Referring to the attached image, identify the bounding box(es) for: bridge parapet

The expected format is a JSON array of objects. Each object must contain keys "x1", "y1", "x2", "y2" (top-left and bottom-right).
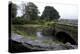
[{"x1": 54, "y1": 23, "x2": 78, "y2": 44}]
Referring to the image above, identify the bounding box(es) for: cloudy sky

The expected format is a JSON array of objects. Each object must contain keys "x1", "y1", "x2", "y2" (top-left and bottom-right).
[{"x1": 11, "y1": 0, "x2": 78, "y2": 19}]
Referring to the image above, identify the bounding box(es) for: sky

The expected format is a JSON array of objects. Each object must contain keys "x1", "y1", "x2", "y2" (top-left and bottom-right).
[{"x1": 11, "y1": 0, "x2": 78, "y2": 19}]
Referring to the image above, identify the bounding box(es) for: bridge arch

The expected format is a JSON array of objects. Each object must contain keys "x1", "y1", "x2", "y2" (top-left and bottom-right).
[{"x1": 55, "y1": 31, "x2": 77, "y2": 45}]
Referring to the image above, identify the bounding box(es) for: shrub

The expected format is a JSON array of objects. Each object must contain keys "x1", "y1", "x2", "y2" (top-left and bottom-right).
[{"x1": 12, "y1": 17, "x2": 27, "y2": 25}]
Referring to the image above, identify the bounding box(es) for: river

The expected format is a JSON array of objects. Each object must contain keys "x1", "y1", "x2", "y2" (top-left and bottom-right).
[{"x1": 11, "y1": 32, "x2": 77, "y2": 51}]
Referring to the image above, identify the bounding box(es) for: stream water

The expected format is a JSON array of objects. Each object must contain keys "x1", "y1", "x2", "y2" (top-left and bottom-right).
[
  {"x1": 36, "y1": 32, "x2": 54, "y2": 40},
  {"x1": 11, "y1": 32, "x2": 77, "y2": 50}
]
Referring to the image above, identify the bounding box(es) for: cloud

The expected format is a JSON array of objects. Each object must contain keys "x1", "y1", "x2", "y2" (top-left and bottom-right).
[{"x1": 12, "y1": 0, "x2": 78, "y2": 19}]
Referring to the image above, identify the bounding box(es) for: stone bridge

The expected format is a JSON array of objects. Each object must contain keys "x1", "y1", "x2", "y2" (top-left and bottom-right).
[{"x1": 53, "y1": 23, "x2": 78, "y2": 45}]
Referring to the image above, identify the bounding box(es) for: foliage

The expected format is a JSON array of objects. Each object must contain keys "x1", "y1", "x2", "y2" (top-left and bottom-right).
[
  {"x1": 41, "y1": 6, "x2": 60, "y2": 20},
  {"x1": 10, "y1": 2, "x2": 60, "y2": 25},
  {"x1": 23, "y1": 2, "x2": 39, "y2": 20},
  {"x1": 12, "y1": 17, "x2": 27, "y2": 24}
]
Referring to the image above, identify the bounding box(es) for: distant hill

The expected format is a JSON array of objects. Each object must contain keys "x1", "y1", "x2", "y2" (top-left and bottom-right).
[{"x1": 58, "y1": 19, "x2": 78, "y2": 26}]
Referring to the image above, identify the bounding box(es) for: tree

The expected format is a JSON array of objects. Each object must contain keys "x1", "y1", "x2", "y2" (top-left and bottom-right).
[
  {"x1": 41, "y1": 6, "x2": 60, "y2": 20},
  {"x1": 23, "y1": 2, "x2": 39, "y2": 20}
]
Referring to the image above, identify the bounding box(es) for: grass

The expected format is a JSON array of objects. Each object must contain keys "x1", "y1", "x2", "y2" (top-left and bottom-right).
[
  {"x1": 42, "y1": 40, "x2": 53, "y2": 44},
  {"x1": 12, "y1": 25, "x2": 37, "y2": 40},
  {"x1": 14, "y1": 30, "x2": 37, "y2": 40},
  {"x1": 11, "y1": 21, "x2": 78, "y2": 44},
  {"x1": 42, "y1": 39, "x2": 63, "y2": 45},
  {"x1": 11, "y1": 23, "x2": 55, "y2": 42}
]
